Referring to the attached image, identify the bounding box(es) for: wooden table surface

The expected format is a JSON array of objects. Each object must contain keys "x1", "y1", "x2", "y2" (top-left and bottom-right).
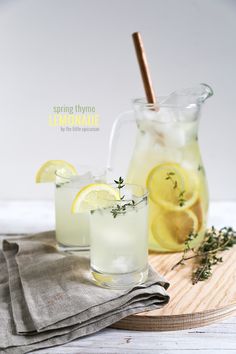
[{"x1": 1, "y1": 200, "x2": 236, "y2": 354}]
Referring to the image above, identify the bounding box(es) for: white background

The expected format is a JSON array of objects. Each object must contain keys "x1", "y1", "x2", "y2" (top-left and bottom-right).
[{"x1": 0, "y1": 0, "x2": 235, "y2": 200}]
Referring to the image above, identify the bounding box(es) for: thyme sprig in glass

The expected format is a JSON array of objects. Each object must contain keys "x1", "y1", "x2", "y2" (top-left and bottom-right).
[
  {"x1": 172, "y1": 226, "x2": 236, "y2": 284},
  {"x1": 111, "y1": 177, "x2": 141, "y2": 218}
]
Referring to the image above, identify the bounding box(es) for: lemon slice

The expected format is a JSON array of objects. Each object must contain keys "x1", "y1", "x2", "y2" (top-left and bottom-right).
[
  {"x1": 190, "y1": 199, "x2": 203, "y2": 232},
  {"x1": 151, "y1": 209, "x2": 198, "y2": 250},
  {"x1": 147, "y1": 162, "x2": 198, "y2": 211},
  {"x1": 72, "y1": 183, "x2": 120, "y2": 213},
  {"x1": 92, "y1": 272, "x2": 113, "y2": 285},
  {"x1": 35, "y1": 160, "x2": 77, "y2": 183}
]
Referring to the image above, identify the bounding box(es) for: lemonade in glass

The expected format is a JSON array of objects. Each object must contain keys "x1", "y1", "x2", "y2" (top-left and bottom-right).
[
  {"x1": 72, "y1": 182, "x2": 149, "y2": 289},
  {"x1": 55, "y1": 171, "x2": 93, "y2": 250},
  {"x1": 36, "y1": 161, "x2": 106, "y2": 251},
  {"x1": 90, "y1": 185, "x2": 148, "y2": 288}
]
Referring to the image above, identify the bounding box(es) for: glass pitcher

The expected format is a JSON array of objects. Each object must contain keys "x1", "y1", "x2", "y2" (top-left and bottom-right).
[{"x1": 108, "y1": 84, "x2": 213, "y2": 252}]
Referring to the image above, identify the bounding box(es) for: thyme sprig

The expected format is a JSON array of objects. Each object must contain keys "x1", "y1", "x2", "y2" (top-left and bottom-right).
[
  {"x1": 111, "y1": 177, "x2": 140, "y2": 218},
  {"x1": 114, "y1": 177, "x2": 125, "y2": 199},
  {"x1": 165, "y1": 172, "x2": 186, "y2": 207},
  {"x1": 172, "y1": 226, "x2": 236, "y2": 284},
  {"x1": 171, "y1": 232, "x2": 198, "y2": 269}
]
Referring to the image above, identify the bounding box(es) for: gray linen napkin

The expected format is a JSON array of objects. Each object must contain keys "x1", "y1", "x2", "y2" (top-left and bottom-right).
[{"x1": 0, "y1": 231, "x2": 169, "y2": 354}]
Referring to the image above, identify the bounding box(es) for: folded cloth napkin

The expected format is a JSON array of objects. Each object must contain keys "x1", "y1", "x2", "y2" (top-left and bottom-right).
[{"x1": 0, "y1": 231, "x2": 169, "y2": 354}]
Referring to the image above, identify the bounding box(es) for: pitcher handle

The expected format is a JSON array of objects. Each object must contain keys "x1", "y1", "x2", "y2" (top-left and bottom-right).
[{"x1": 107, "y1": 110, "x2": 135, "y2": 173}]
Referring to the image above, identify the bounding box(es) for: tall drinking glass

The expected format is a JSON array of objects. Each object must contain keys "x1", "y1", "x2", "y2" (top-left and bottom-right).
[{"x1": 55, "y1": 167, "x2": 106, "y2": 251}]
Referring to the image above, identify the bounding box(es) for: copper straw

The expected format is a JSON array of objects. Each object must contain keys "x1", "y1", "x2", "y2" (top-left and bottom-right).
[{"x1": 132, "y1": 32, "x2": 158, "y2": 109}]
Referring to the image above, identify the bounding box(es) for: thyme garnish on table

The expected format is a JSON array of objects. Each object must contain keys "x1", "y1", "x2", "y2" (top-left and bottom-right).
[
  {"x1": 110, "y1": 177, "x2": 138, "y2": 218},
  {"x1": 165, "y1": 172, "x2": 186, "y2": 207},
  {"x1": 172, "y1": 226, "x2": 236, "y2": 284}
]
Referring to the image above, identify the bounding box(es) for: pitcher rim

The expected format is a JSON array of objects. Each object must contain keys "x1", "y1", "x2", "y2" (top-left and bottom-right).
[
  {"x1": 132, "y1": 97, "x2": 200, "y2": 109},
  {"x1": 133, "y1": 83, "x2": 214, "y2": 110}
]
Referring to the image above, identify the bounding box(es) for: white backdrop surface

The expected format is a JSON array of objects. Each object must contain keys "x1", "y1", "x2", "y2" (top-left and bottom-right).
[{"x1": 0, "y1": 0, "x2": 235, "y2": 200}]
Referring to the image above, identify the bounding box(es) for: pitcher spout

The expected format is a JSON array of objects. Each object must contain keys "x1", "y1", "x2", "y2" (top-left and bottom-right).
[
  {"x1": 198, "y1": 83, "x2": 214, "y2": 102},
  {"x1": 159, "y1": 83, "x2": 214, "y2": 108},
  {"x1": 177, "y1": 83, "x2": 214, "y2": 104}
]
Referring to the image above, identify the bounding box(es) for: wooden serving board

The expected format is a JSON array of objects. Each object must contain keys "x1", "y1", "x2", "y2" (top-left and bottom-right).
[{"x1": 112, "y1": 248, "x2": 236, "y2": 331}]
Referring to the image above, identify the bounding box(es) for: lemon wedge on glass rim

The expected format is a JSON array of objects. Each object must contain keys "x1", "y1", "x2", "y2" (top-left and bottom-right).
[
  {"x1": 147, "y1": 162, "x2": 199, "y2": 211},
  {"x1": 72, "y1": 183, "x2": 120, "y2": 213},
  {"x1": 35, "y1": 160, "x2": 77, "y2": 183}
]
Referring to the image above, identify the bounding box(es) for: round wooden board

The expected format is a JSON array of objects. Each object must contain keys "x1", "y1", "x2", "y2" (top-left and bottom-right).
[{"x1": 112, "y1": 248, "x2": 236, "y2": 331}]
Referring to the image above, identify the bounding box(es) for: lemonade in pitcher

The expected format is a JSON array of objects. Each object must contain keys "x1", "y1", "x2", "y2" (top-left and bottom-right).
[{"x1": 108, "y1": 84, "x2": 213, "y2": 252}]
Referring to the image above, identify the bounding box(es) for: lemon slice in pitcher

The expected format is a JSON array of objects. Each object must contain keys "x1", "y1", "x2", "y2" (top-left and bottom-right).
[
  {"x1": 72, "y1": 183, "x2": 120, "y2": 213},
  {"x1": 35, "y1": 160, "x2": 77, "y2": 183},
  {"x1": 151, "y1": 209, "x2": 198, "y2": 249},
  {"x1": 190, "y1": 198, "x2": 203, "y2": 232},
  {"x1": 147, "y1": 162, "x2": 198, "y2": 211}
]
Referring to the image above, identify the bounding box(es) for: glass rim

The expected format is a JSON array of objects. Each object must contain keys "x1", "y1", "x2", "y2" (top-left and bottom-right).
[
  {"x1": 55, "y1": 165, "x2": 107, "y2": 181},
  {"x1": 96, "y1": 183, "x2": 148, "y2": 203},
  {"x1": 55, "y1": 170, "x2": 75, "y2": 180},
  {"x1": 132, "y1": 97, "x2": 200, "y2": 110}
]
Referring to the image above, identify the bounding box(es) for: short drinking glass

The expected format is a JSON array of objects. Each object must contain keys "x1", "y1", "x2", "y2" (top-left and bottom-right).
[{"x1": 90, "y1": 184, "x2": 149, "y2": 289}]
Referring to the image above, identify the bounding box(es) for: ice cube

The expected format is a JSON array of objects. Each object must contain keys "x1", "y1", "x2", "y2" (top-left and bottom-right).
[
  {"x1": 69, "y1": 172, "x2": 93, "y2": 187},
  {"x1": 111, "y1": 256, "x2": 134, "y2": 273}
]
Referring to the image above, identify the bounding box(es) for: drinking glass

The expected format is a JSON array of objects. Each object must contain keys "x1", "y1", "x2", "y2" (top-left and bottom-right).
[
  {"x1": 90, "y1": 184, "x2": 148, "y2": 289},
  {"x1": 55, "y1": 166, "x2": 106, "y2": 251}
]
